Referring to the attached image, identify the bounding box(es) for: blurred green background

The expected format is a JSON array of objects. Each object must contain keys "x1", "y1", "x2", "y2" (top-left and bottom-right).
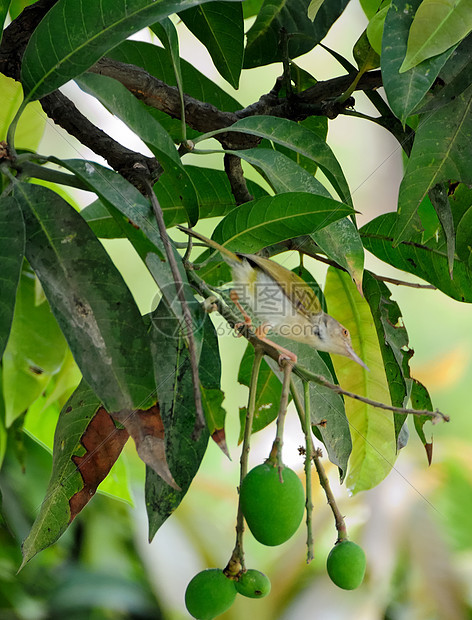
[{"x1": 1, "y1": 1, "x2": 472, "y2": 619}]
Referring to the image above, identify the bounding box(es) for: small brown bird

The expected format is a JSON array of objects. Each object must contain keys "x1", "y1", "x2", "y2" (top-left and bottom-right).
[{"x1": 179, "y1": 226, "x2": 367, "y2": 369}]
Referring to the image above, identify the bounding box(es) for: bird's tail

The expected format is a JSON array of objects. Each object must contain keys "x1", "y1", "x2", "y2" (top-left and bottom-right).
[{"x1": 177, "y1": 225, "x2": 241, "y2": 265}]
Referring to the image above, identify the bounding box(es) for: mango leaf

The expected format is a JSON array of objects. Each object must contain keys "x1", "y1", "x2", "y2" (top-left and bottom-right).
[
  {"x1": 231, "y1": 147, "x2": 332, "y2": 198},
  {"x1": 212, "y1": 192, "x2": 354, "y2": 253},
  {"x1": 150, "y1": 19, "x2": 185, "y2": 141},
  {"x1": 179, "y1": 1, "x2": 244, "y2": 88},
  {"x1": 20, "y1": 0, "x2": 237, "y2": 102},
  {"x1": 243, "y1": 0, "x2": 349, "y2": 68},
  {"x1": 198, "y1": 317, "x2": 228, "y2": 452},
  {"x1": 400, "y1": 0, "x2": 472, "y2": 73},
  {"x1": 394, "y1": 83, "x2": 472, "y2": 245},
  {"x1": 13, "y1": 183, "x2": 178, "y2": 483},
  {"x1": 231, "y1": 147, "x2": 364, "y2": 290},
  {"x1": 325, "y1": 267, "x2": 396, "y2": 493},
  {"x1": 0, "y1": 1, "x2": 10, "y2": 42},
  {"x1": 76, "y1": 73, "x2": 199, "y2": 226},
  {"x1": 267, "y1": 335, "x2": 352, "y2": 481},
  {"x1": 361, "y1": 212, "x2": 472, "y2": 301},
  {"x1": 456, "y1": 205, "x2": 472, "y2": 269},
  {"x1": 308, "y1": 0, "x2": 325, "y2": 21},
  {"x1": 238, "y1": 345, "x2": 284, "y2": 441},
  {"x1": 107, "y1": 40, "x2": 241, "y2": 141},
  {"x1": 353, "y1": 30, "x2": 380, "y2": 71},
  {"x1": 196, "y1": 116, "x2": 352, "y2": 205},
  {"x1": 3, "y1": 267, "x2": 68, "y2": 427},
  {"x1": 80, "y1": 167, "x2": 267, "y2": 237},
  {"x1": 414, "y1": 34, "x2": 472, "y2": 115},
  {"x1": 410, "y1": 378, "x2": 434, "y2": 464},
  {"x1": 381, "y1": 0, "x2": 456, "y2": 124},
  {"x1": 146, "y1": 300, "x2": 210, "y2": 541},
  {"x1": 362, "y1": 271, "x2": 414, "y2": 442},
  {"x1": 76, "y1": 73, "x2": 180, "y2": 163},
  {"x1": 360, "y1": 0, "x2": 383, "y2": 19},
  {"x1": 14, "y1": 182, "x2": 155, "y2": 412},
  {"x1": 429, "y1": 184, "x2": 455, "y2": 276},
  {"x1": 20, "y1": 381, "x2": 129, "y2": 567},
  {"x1": 0, "y1": 368, "x2": 5, "y2": 468},
  {"x1": 366, "y1": 5, "x2": 389, "y2": 55},
  {"x1": 0, "y1": 197, "x2": 24, "y2": 360},
  {"x1": 0, "y1": 73, "x2": 45, "y2": 150}
]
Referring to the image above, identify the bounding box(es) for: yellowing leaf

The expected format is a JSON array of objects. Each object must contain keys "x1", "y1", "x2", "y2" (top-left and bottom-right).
[
  {"x1": 325, "y1": 267, "x2": 396, "y2": 494},
  {"x1": 400, "y1": 0, "x2": 472, "y2": 72},
  {"x1": 0, "y1": 74, "x2": 45, "y2": 150}
]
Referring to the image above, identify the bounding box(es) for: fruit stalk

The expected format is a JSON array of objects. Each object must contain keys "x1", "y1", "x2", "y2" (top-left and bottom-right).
[
  {"x1": 227, "y1": 347, "x2": 264, "y2": 575},
  {"x1": 268, "y1": 360, "x2": 293, "y2": 476},
  {"x1": 303, "y1": 380, "x2": 314, "y2": 562},
  {"x1": 290, "y1": 381, "x2": 348, "y2": 542}
]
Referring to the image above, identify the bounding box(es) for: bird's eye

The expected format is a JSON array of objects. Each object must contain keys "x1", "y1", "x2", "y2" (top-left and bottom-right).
[{"x1": 342, "y1": 328, "x2": 349, "y2": 338}]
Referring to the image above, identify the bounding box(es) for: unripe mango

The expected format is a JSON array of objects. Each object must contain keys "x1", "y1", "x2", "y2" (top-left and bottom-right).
[
  {"x1": 185, "y1": 568, "x2": 236, "y2": 619},
  {"x1": 235, "y1": 569, "x2": 271, "y2": 598},
  {"x1": 326, "y1": 540, "x2": 366, "y2": 590},
  {"x1": 240, "y1": 462, "x2": 305, "y2": 546}
]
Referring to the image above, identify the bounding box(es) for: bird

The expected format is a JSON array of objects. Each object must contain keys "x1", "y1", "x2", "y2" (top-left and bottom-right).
[{"x1": 178, "y1": 226, "x2": 368, "y2": 370}]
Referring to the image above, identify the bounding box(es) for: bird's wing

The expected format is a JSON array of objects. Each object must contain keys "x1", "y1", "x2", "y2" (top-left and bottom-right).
[{"x1": 243, "y1": 254, "x2": 323, "y2": 318}]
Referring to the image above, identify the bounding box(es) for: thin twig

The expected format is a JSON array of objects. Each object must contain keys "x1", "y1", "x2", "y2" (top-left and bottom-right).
[
  {"x1": 370, "y1": 272, "x2": 436, "y2": 290},
  {"x1": 290, "y1": 380, "x2": 347, "y2": 543},
  {"x1": 297, "y1": 368, "x2": 450, "y2": 423},
  {"x1": 268, "y1": 361, "x2": 293, "y2": 475},
  {"x1": 226, "y1": 348, "x2": 264, "y2": 577},
  {"x1": 303, "y1": 381, "x2": 314, "y2": 562},
  {"x1": 144, "y1": 179, "x2": 205, "y2": 437}
]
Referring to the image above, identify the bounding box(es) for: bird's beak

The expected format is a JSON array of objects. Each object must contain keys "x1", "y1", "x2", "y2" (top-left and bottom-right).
[{"x1": 345, "y1": 344, "x2": 370, "y2": 371}]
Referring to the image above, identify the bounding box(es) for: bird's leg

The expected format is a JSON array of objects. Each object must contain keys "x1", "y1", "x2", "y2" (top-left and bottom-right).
[
  {"x1": 230, "y1": 289, "x2": 253, "y2": 335},
  {"x1": 255, "y1": 323, "x2": 298, "y2": 365}
]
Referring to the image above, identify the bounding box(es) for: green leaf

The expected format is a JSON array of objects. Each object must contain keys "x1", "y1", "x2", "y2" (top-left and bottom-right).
[
  {"x1": 80, "y1": 166, "x2": 266, "y2": 236},
  {"x1": 2, "y1": 267, "x2": 68, "y2": 427},
  {"x1": 394, "y1": 83, "x2": 472, "y2": 244},
  {"x1": 0, "y1": 197, "x2": 24, "y2": 360},
  {"x1": 243, "y1": 0, "x2": 349, "y2": 68},
  {"x1": 198, "y1": 317, "x2": 227, "y2": 439},
  {"x1": 212, "y1": 192, "x2": 354, "y2": 253},
  {"x1": 410, "y1": 378, "x2": 434, "y2": 463},
  {"x1": 400, "y1": 0, "x2": 472, "y2": 72},
  {"x1": 362, "y1": 271, "x2": 414, "y2": 442},
  {"x1": 324, "y1": 267, "x2": 396, "y2": 493},
  {"x1": 456, "y1": 205, "x2": 472, "y2": 270},
  {"x1": 179, "y1": 2, "x2": 244, "y2": 88},
  {"x1": 76, "y1": 73, "x2": 180, "y2": 163},
  {"x1": 381, "y1": 0, "x2": 456, "y2": 124},
  {"x1": 107, "y1": 40, "x2": 241, "y2": 141},
  {"x1": 366, "y1": 5, "x2": 389, "y2": 55},
  {"x1": 21, "y1": 381, "x2": 130, "y2": 567},
  {"x1": 150, "y1": 19, "x2": 185, "y2": 139},
  {"x1": 0, "y1": 1, "x2": 10, "y2": 42},
  {"x1": 269, "y1": 335, "x2": 352, "y2": 480},
  {"x1": 361, "y1": 212, "x2": 472, "y2": 302},
  {"x1": 360, "y1": 0, "x2": 382, "y2": 19},
  {"x1": 429, "y1": 184, "x2": 455, "y2": 276},
  {"x1": 231, "y1": 147, "x2": 332, "y2": 198},
  {"x1": 238, "y1": 345, "x2": 284, "y2": 440},
  {"x1": 414, "y1": 35, "x2": 472, "y2": 115},
  {"x1": 197, "y1": 116, "x2": 352, "y2": 205},
  {"x1": 231, "y1": 147, "x2": 364, "y2": 290},
  {"x1": 0, "y1": 73, "x2": 45, "y2": 150},
  {"x1": 20, "y1": 0, "x2": 237, "y2": 102},
  {"x1": 14, "y1": 182, "x2": 156, "y2": 412},
  {"x1": 353, "y1": 30, "x2": 380, "y2": 71},
  {"x1": 80, "y1": 200, "x2": 125, "y2": 239},
  {"x1": 146, "y1": 300, "x2": 210, "y2": 541},
  {"x1": 307, "y1": 0, "x2": 324, "y2": 21}
]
